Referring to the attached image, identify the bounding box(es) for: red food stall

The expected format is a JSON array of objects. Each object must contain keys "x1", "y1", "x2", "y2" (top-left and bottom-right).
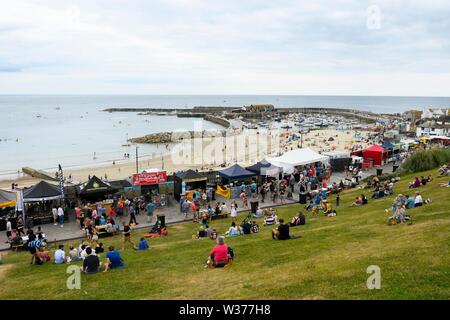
[{"x1": 363, "y1": 145, "x2": 387, "y2": 166}]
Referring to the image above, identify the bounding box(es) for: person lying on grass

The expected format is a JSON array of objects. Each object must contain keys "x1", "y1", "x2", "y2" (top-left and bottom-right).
[
  {"x1": 438, "y1": 181, "x2": 450, "y2": 187},
  {"x1": 205, "y1": 236, "x2": 234, "y2": 269},
  {"x1": 272, "y1": 219, "x2": 301, "y2": 240}
]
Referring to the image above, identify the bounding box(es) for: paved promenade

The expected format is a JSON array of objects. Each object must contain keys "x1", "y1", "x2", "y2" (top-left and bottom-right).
[{"x1": 0, "y1": 163, "x2": 396, "y2": 251}]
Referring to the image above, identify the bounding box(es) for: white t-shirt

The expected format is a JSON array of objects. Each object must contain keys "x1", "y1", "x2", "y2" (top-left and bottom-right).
[
  {"x1": 54, "y1": 249, "x2": 65, "y2": 264},
  {"x1": 57, "y1": 207, "x2": 64, "y2": 216},
  {"x1": 6, "y1": 221, "x2": 12, "y2": 232},
  {"x1": 415, "y1": 195, "x2": 423, "y2": 204},
  {"x1": 230, "y1": 208, "x2": 237, "y2": 217}
]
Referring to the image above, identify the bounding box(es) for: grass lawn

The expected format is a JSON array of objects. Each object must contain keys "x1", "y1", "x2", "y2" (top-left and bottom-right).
[{"x1": 0, "y1": 169, "x2": 449, "y2": 300}]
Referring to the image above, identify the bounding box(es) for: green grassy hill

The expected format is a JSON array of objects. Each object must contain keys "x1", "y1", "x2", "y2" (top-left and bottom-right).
[{"x1": 0, "y1": 169, "x2": 449, "y2": 300}]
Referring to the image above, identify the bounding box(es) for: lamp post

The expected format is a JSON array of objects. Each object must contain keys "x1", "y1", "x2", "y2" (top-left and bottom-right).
[{"x1": 135, "y1": 146, "x2": 139, "y2": 174}]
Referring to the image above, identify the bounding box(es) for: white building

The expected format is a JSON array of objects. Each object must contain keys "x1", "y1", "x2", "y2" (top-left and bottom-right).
[{"x1": 415, "y1": 117, "x2": 450, "y2": 137}]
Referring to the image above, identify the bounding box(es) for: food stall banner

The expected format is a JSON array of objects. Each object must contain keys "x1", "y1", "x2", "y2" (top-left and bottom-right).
[{"x1": 132, "y1": 171, "x2": 167, "y2": 186}]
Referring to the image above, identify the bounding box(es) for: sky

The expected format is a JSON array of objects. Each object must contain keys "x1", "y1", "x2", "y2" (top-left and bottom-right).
[{"x1": 0, "y1": 0, "x2": 450, "y2": 96}]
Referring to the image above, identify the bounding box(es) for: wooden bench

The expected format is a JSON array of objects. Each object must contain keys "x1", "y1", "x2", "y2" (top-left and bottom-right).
[{"x1": 211, "y1": 213, "x2": 228, "y2": 220}]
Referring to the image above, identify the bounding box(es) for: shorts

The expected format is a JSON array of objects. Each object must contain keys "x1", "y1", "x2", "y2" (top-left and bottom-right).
[
  {"x1": 92, "y1": 235, "x2": 99, "y2": 241},
  {"x1": 29, "y1": 247, "x2": 37, "y2": 254},
  {"x1": 6, "y1": 231, "x2": 11, "y2": 238}
]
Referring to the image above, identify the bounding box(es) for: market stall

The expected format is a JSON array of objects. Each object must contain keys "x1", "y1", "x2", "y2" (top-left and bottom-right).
[
  {"x1": 218, "y1": 164, "x2": 257, "y2": 199},
  {"x1": 322, "y1": 151, "x2": 352, "y2": 172},
  {"x1": 131, "y1": 170, "x2": 168, "y2": 206},
  {"x1": 174, "y1": 169, "x2": 207, "y2": 202},
  {"x1": 0, "y1": 189, "x2": 17, "y2": 231},
  {"x1": 23, "y1": 181, "x2": 64, "y2": 225},
  {"x1": 363, "y1": 145, "x2": 387, "y2": 166},
  {"x1": 77, "y1": 175, "x2": 118, "y2": 202},
  {"x1": 266, "y1": 148, "x2": 329, "y2": 174}
]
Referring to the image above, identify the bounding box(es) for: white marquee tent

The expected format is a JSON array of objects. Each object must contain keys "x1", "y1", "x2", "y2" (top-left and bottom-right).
[{"x1": 266, "y1": 148, "x2": 329, "y2": 174}]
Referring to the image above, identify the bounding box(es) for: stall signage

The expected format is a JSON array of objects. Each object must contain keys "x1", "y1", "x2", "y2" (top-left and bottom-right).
[{"x1": 132, "y1": 171, "x2": 167, "y2": 186}]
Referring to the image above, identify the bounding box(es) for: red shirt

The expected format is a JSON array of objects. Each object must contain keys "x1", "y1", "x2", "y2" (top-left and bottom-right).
[{"x1": 210, "y1": 244, "x2": 229, "y2": 263}]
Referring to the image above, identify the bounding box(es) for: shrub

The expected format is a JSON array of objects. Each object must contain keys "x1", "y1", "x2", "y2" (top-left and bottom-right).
[{"x1": 401, "y1": 147, "x2": 450, "y2": 173}]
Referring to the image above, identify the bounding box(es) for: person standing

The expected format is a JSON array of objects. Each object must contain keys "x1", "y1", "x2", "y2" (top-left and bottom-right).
[
  {"x1": 128, "y1": 205, "x2": 137, "y2": 226},
  {"x1": 57, "y1": 206, "x2": 64, "y2": 228},
  {"x1": 52, "y1": 207, "x2": 58, "y2": 225},
  {"x1": 146, "y1": 200, "x2": 155, "y2": 224},
  {"x1": 5, "y1": 218, "x2": 12, "y2": 241},
  {"x1": 16, "y1": 215, "x2": 25, "y2": 236},
  {"x1": 121, "y1": 222, "x2": 134, "y2": 251}
]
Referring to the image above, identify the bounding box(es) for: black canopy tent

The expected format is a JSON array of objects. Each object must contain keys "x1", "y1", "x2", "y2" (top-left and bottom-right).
[
  {"x1": 22, "y1": 181, "x2": 64, "y2": 225},
  {"x1": 218, "y1": 164, "x2": 257, "y2": 183},
  {"x1": 23, "y1": 181, "x2": 63, "y2": 202},
  {"x1": 77, "y1": 175, "x2": 118, "y2": 201},
  {"x1": 173, "y1": 169, "x2": 207, "y2": 201}
]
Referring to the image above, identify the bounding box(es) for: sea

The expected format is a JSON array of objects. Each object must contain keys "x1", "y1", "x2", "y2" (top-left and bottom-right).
[{"x1": 1, "y1": 94, "x2": 450, "y2": 179}]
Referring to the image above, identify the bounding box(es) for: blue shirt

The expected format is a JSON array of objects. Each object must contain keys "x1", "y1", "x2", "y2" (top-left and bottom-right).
[
  {"x1": 106, "y1": 251, "x2": 124, "y2": 268},
  {"x1": 146, "y1": 202, "x2": 155, "y2": 214},
  {"x1": 138, "y1": 239, "x2": 149, "y2": 250},
  {"x1": 406, "y1": 197, "x2": 415, "y2": 209}
]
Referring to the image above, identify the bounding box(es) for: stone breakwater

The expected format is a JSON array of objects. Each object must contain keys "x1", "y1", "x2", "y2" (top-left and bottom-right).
[{"x1": 128, "y1": 129, "x2": 227, "y2": 144}]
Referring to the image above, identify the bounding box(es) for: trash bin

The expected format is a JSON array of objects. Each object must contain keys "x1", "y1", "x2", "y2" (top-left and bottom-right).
[
  {"x1": 157, "y1": 215, "x2": 166, "y2": 228},
  {"x1": 392, "y1": 165, "x2": 399, "y2": 173},
  {"x1": 376, "y1": 168, "x2": 383, "y2": 176},
  {"x1": 250, "y1": 201, "x2": 259, "y2": 214},
  {"x1": 299, "y1": 192, "x2": 307, "y2": 204}
]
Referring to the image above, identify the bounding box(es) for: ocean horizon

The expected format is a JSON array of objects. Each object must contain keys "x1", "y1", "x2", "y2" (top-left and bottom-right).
[{"x1": 1, "y1": 94, "x2": 450, "y2": 177}]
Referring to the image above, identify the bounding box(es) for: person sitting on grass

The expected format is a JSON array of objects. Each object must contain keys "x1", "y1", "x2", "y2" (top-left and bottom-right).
[
  {"x1": 210, "y1": 228, "x2": 218, "y2": 240},
  {"x1": 241, "y1": 220, "x2": 252, "y2": 235},
  {"x1": 137, "y1": 237, "x2": 149, "y2": 250},
  {"x1": 323, "y1": 200, "x2": 333, "y2": 214},
  {"x1": 103, "y1": 246, "x2": 124, "y2": 272},
  {"x1": 272, "y1": 219, "x2": 301, "y2": 240},
  {"x1": 263, "y1": 210, "x2": 278, "y2": 226},
  {"x1": 290, "y1": 212, "x2": 306, "y2": 226},
  {"x1": 350, "y1": 196, "x2": 363, "y2": 207},
  {"x1": 35, "y1": 247, "x2": 51, "y2": 265},
  {"x1": 225, "y1": 222, "x2": 241, "y2": 237},
  {"x1": 205, "y1": 236, "x2": 234, "y2": 269},
  {"x1": 409, "y1": 177, "x2": 422, "y2": 189},
  {"x1": 195, "y1": 226, "x2": 208, "y2": 239},
  {"x1": 252, "y1": 207, "x2": 263, "y2": 218},
  {"x1": 95, "y1": 243, "x2": 105, "y2": 254},
  {"x1": 404, "y1": 194, "x2": 414, "y2": 209},
  {"x1": 388, "y1": 203, "x2": 407, "y2": 224},
  {"x1": 54, "y1": 245, "x2": 65, "y2": 264},
  {"x1": 414, "y1": 191, "x2": 423, "y2": 207},
  {"x1": 81, "y1": 247, "x2": 101, "y2": 274},
  {"x1": 251, "y1": 221, "x2": 260, "y2": 233},
  {"x1": 68, "y1": 246, "x2": 81, "y2": 263}
]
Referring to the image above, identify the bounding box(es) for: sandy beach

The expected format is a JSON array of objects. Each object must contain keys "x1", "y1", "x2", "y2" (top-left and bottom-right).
[{"x1": 0, "y1": 128, "x2": 371, "y2": 190}]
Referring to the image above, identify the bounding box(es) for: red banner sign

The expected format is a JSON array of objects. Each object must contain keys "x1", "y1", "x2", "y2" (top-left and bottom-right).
[{"x1": 132, "y1": 171, "x2": 167, "y2": 186}]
